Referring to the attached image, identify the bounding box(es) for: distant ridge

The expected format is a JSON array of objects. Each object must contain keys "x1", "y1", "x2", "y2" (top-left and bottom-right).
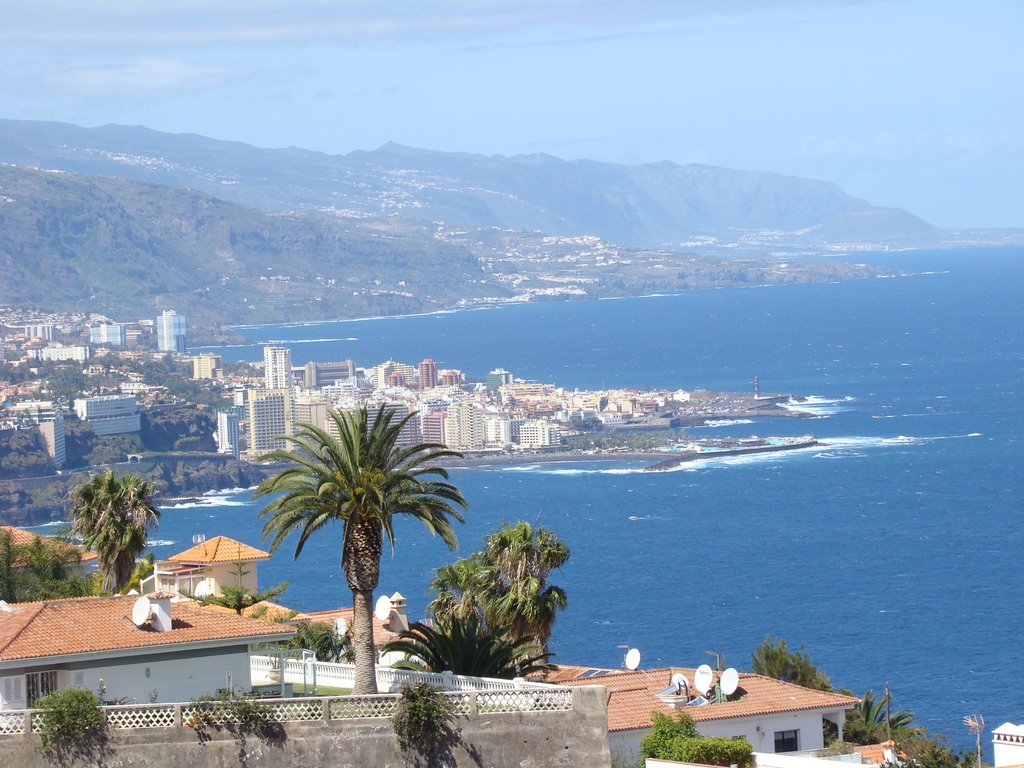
[{"x1": 0, "y1": 118, "x2": 944, "y2": 248}]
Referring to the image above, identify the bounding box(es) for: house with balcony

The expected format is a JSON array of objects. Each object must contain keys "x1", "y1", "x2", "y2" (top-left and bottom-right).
[{"x1": 142, "y1": 535, "x2": 270, "y2": 599}]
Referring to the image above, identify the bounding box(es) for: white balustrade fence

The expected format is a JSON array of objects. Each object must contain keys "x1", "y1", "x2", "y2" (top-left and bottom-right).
[
  {"x1": 250, "y1": 654, "x2": 558, "y2": 694},
  {"x1": 0, "y1": 688, "x2": 574, "y2": 736}
]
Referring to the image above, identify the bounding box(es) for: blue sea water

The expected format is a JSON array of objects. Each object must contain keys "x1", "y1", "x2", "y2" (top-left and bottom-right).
[{"x1": 172, "y1": 247, "x2": 1024, "y2": 749}]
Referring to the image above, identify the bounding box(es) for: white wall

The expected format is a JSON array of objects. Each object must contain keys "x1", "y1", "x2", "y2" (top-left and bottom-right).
[
  {"x1": 994, "y1": 723, "x2": 1024, "y2": 767},
  {"x1": 610, "y1": 710, "x2": 832, "y2": 765},
  {"x1": 1, "y1": 645, "x2": 254, "y2": 709}
]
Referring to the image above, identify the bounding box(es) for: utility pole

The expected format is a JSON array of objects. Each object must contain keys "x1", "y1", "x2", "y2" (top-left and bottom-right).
[{"x1": 885, "y1": 682, "x2": 892, "y2": 741}]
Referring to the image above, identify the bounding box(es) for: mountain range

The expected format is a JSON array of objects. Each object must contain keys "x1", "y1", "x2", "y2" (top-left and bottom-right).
[{"x1": 0, "y1": 118, "x2": 1017, "y2": 335}]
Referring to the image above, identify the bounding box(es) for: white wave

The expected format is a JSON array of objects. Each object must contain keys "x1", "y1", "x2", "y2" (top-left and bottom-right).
[
  {"x1": 161, "y1": 498, "x2": 250, "y2": 509},
  {"x1": 146, "y1": 539, "x2": 176, "y2": 547},
  {"x1": 692, "y1": 419, "x2": 756, "y2": 428},
  {"x1": 261, "y1": 337, "x2": 355, "y2": 345},
  {"x1": 779, "y1": 395, "x2": 854, "y2": 417}
]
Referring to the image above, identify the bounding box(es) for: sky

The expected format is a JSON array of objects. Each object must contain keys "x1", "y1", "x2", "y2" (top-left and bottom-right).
[{"x1": 1, "y1": 1, "x2": 1021, "y2": 228}]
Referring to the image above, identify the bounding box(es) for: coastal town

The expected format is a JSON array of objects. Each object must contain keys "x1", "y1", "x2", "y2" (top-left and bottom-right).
[{"x1": 0, "y1": 305, "x2": 812, "y2": 515}]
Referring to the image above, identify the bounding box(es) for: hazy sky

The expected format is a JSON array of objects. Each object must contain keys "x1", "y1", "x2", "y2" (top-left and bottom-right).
[{"x1": 2, "y1": 1, "x2": 1021, "y2": 228}]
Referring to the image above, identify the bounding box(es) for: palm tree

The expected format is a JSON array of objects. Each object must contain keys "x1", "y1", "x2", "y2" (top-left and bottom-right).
[
  {"x1": 844, "y1": 689, "x2": 916, "y2": 744},
  {"x1": 481, "y1": 521, "x2": 569, "y2": 654},
  {"x1": 290, "y1": 621, "x2": 354, "y2": 663},
  {"x1": 383, "y1": 616, "x2": 553, "y2": 678},
  {"x1": 257, "y1": 405, "x2": 467, "y2": 694},
  {"x1": 70, "y1": 471, "x2": 159, "y2": 594},
  {"x1": 427, "y1": 554, "x2": 495, "y2": 625}
]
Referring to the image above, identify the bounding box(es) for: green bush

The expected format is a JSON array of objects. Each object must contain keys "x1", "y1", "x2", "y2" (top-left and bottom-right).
[
  {"x1": 392, "y1": 683, "x2": 458, "y2": 754},
  {"x1": 640, "y1": 711, "x2": 752, "y2": 768},
  {"x1": 36, "y1": 687, "x2": 109, "y2": 762}
]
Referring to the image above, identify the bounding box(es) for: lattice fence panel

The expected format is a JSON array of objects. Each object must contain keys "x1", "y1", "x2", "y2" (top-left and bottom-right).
[
  {"x1": 105, "y1": 705, "x2": 177, "y2": 729},
  {"x1": 443, "y1": 693, "x2": 472, "y2": 715},
  {"x1": 0, "y1": 712, "x2": 27, "y2": 735},
  {"x1": 31, "y1": 711, "x2": 45, "y2": 733},
  {"x1": 477, "y1": 689, "x2": 573, "y2": 713},
  {"x1": 265, "y1": 700, "x2": 323, "y2": 722},
  {"x1": 329, "y1": 695, "x2": 397, "y2": 719}
]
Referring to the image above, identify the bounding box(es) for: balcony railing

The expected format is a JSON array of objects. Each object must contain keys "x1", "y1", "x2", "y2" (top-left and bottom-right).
[{"x1": 250, "y1": 654, "x2": 558, "y2": 693}]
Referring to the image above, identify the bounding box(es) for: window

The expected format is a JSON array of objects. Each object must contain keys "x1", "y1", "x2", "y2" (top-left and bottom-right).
[
  {"x1": 26, "y1": 670, "x2": 58, "y2": 707},
  {"x1": 774, "y1": 729, "x2": 799, "y2": 753}
]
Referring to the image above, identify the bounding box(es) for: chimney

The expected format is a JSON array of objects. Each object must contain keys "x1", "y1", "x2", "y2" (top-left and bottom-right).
[
  {"x1": 388, "y1": 592, "x2": 408, "y2": 633},
  {"x1": 147, "y1": 591, "x2": 175, "y2": 632}
]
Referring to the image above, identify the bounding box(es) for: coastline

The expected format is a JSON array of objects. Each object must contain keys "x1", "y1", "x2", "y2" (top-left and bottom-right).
[{"x1": 443, "y1": 450, "x2": 668, "y2": 469}]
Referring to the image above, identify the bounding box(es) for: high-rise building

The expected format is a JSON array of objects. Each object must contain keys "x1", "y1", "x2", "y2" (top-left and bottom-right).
[
  {"x1": 89, "y1": 323, "x2": 125, "y2": 346},
  {"x1": 8, "y1": 401, "x2": 65, "y2": 467},
  {"x1": 302, "y1": 360, "x2": 355, "y2": 388},
  {"x1": 486, "y1": 368, "x2": 514, "y2": 392},
  {"x1": 438, "y1": 369, "x2": 464, "y2": 387},
  {"x1": 420, "y1": 410, "x2": 447, "y2": 445},
  {"x1": 192, "y1": 352, "x2": 224, "y2": 380},
  {"x1": 73, "y1": 394, "x2": 140, "y2": 436},
  {"x1": 444, "y1": 402, "x2": 486, "y2": 451},
  {"x1": 247, "y1": 388, "x2": 294, "y2": 454},
  {"x1": 215, "y1": 411, "x2": 240, "y2": 459},
  {"x1": 418, "y1": 359, "x2": 438, "y2": 390},
  {"x1": 519, "y1": 420, "x2": 562, "y2": 449},
  {"x1": 366, "y1": 401, "x2": 420, "y2": 448},
  {"x1": 22, "y1": 324, "x2": 54, "y2": 341},
  {"x1": 296, "y1": 396, "x2": 330, "y2": 431},
  {"x1": 263, "y1": 346, "x2": 292, "y2": 390},
  {"x1": 156, "y1": 310, "x2": 187, "y2": 353}
]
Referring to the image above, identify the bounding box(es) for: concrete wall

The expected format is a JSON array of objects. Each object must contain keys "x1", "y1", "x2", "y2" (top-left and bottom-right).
[{"x1": 0, "y1": 686, "x2": 611, "y2": 768}]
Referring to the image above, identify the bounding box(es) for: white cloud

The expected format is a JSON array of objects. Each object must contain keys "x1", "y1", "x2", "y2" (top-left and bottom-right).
[{"x1": 49, "y1": 58, "x2": 226, "y2": 95}]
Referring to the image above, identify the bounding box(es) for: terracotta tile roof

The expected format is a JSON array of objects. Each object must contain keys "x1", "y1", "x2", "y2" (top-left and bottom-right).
[
  {"x1": 198, "y1": 600, "x2": 298, "y2": 623},
  {"x1": 0, "y1": 525, "x2": 98, "y2": 566},
  {"x1": 549, "y1": 666, "x2": 858, "y2": 733},
  {"x1": 854, "y1": 741, "x2": 897, "y2": 764},
  {"x1": 293, "y1": 607, "x2": 402, "y2": 646},
  {"x1": 167, "y1": 536, "x2": 270, "y2": 564},
  {"x1": 0, "y1": 595, "x2": 293, "y2": 662}
]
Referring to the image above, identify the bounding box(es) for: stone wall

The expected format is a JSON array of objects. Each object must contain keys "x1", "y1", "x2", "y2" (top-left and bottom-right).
[{"x1": 0, "y1": 686, "x2": 611, "y2": 768}]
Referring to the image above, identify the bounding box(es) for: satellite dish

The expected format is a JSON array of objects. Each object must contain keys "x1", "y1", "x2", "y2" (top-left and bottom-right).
[
  {"x1": 334, "y1": 617, "x2": 349, "y2": 636},
  {"x1": 374, "y1": 595, "x2": 392, "y2": 622},
  {"x1": 194, "y1": 581, "x2": 214, "y2": 598},
  {"x1": 671, "y1": 672, "x2": 688, "y2": 688},
  {"x1": 131, "y1": 596, "x2": 152, "y2": 627},
  {"x1": 721, "y1": 667, "x2": 739, "y2": 696},
  {"x1": 694, "y1": 664, "x2": 714, "y2": 695},
  {"x1": 625, "y1": 648, "x2": 641, "y2": 670}
]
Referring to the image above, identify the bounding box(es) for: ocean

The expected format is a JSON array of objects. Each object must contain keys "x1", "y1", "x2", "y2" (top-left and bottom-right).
[{"x1": 170, "y1": 246, "x2": 1024, "y2": 750}]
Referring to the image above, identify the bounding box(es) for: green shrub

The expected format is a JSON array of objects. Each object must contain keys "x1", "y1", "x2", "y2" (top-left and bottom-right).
[
  {"x1": 36, "y1": 687, "x2": 109, "y2": 763},
  {"x1": 392, "y1": 683, "x2": 459, "y2": 755},
  {"x1": 640, "y1": 711, "x2": 752, "y2": 768}
]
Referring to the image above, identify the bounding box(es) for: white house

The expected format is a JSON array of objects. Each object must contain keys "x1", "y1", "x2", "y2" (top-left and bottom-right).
[
  {"x1": 548, "y1": 665, "x2": 858, "y2": 765},
  {"x1": 141, "y1": 535, "x2": 271, "y2": 600},
  {"x1": 0, "y1": 594, "x2": 293, "y2": 709},
  {"x1": 993, "y1": 722, "x2": 1024, "y2": 767}
]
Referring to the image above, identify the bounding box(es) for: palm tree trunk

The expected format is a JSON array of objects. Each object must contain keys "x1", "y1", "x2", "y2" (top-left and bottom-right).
[{"x1": 352, "y1": 588, "x2": 378, "y2": 694}]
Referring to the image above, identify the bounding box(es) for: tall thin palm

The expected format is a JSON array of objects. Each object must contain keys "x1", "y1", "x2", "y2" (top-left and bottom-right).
[
  {"x1": 70, "y1": 471, "x2": 159, "y2": 594},
  {"x1": 481, "y1": 521, "x2": 569, "y2": 653},
  {"x1": 257, "y1": 405, "x2": 467, "y2": 694}
]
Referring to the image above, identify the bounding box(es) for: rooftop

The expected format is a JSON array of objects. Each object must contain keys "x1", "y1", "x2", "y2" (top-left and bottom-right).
[
  {"x1": 0, "y1": 595, "x2": 293, "y2": 662},
  {"x1": 0, "y1": 525, "x2": 98, "y2": 567},
  {"x1": 166, "y1": 536, "x2": 270, "y2": 564},
  {"x1": 545, "y1": 665, "x2": 858, "y2": 733},
  {"x1": 293, "y1": 607, "x2": 402, "y2": 647}
]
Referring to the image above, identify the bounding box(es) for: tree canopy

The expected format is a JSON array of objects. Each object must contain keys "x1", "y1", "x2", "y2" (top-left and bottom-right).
[{"x1": 751, "y1": 635, "x2": 832, "y2": 691}]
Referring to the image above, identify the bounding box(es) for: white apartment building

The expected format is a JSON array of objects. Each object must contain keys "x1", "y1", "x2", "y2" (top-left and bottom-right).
[
  {"x1": 485, "y1": 415, "x2": 513, "y2": 448},
  {"x1": 263, "y1": 346, "x2": 293, "y2": 390},
  {"x1": 246, "y1": 388, "x2": 294, "y2": 454},
  {"x1": 38, "y1": 345, "x2": 90, "y2": 363},
  {"x1": 215, "y1": 411, "x2": 240, "y2": 459},
  {"x1": 444, "y1": 401, "x2": 486, "y2": 451},
  {"x1": 519, "y1": 420, "x2": 562, "y2": 449},
  {"x1": 156, "y1": 310, "x2": 187, "y2": 353},
  {"x1": 191, "y1": 352, "x2": 223, "y2": 380},
  {"x1": 89, "y1": 323, "x2": 125, "y2": 346},
  {"x1": 73, "y1": 395, "x2": 140, "y2": 436}
]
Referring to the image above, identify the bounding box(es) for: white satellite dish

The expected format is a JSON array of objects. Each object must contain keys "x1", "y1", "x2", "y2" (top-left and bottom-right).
[
  {"x1": 334, "y1": 617, "x2": 349, "y2": 637},
  {"x1": 721, "y1": 667, "x2": 739, "y2": 696},
  {"x1": 131, "y1": 596, "x2": 152, "y2": 627},
  {"x1": 694, "y1": 664, "x2": 714, "y2": 695},
  {"x1": 625, "y1": 648, "x2": 641, "y2": 670},
  {"x1": 194, "y1": 581, "x2": 214, "y2": 599},
  {"x1": 374, "y1": 595, "x2": 392, "y2": 622},
  {"x1": 670, "y1": 672, "x2": 688, "y2": 688}
]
